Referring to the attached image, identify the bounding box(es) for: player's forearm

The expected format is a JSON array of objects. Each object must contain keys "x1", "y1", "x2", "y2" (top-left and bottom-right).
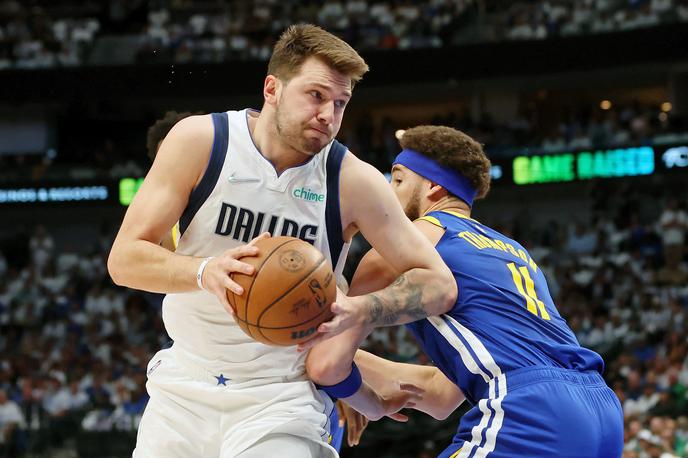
[
  {"x1": 354, "y1": 267, "x2": 455, "y2": 327},
  {"x1": 108, "y1": 239, "x2": 202, "y2": 293},
  {"x1": 340, "y1": 381, "x2": 388, "y2": 421},
  {"x1": 420, "y1": 369, "x2": 466, "y2": 420},
  {"x1": 355, "y1": 350, "x2": 464, "y2": 420},
  {"x1": 307, "y1": 326, "x2": 370, "y2": 385},
  {"x1": 355, "y1": 349, "x2": 423, "y2": 393}
]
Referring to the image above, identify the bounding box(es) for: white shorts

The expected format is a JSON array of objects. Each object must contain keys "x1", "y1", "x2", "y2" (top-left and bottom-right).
[{"x1": 133, "y1": 346, "x2": 339, "y2": 458}]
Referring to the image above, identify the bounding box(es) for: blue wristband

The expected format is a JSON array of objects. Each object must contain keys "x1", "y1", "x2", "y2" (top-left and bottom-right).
[{"x1": 316, "y1": 363, "x2": 362, "y2": 400}]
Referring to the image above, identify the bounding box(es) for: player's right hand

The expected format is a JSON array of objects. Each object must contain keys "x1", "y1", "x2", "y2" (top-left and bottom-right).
[
  {"x1": 202, "y1": 232, "x2": 271, "y2": 315},
  {"x1": 297, "y1": 289, "x2": 369, "y2": 352}
]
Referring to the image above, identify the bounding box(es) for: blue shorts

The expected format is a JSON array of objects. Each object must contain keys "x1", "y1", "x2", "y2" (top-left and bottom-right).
[
  {"x1": 438, "y1": 367, "x2": 623, "y2": 458},
  {"x1": 317, "y1": 390, "x2": 344, "y2": 453},
  {"x1": 328, "y1": 405, "x2": 344, "y2": 452}
]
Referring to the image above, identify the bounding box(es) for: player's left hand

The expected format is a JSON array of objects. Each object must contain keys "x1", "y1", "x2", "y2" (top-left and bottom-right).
[
  {"x1": 297, "y1": 289, "x2": 368, "y2": 351},
  {"x1": 337, "y1": 400, "x2": 368, "y2": 447},
  {"x1": 371, "y1": 382, "x2": 424, "y2": 422}
]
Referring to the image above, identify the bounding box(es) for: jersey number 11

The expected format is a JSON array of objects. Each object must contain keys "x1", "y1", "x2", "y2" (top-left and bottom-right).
[{"x1": 506, "y1": 262, "x2": 551, "y2": 320}]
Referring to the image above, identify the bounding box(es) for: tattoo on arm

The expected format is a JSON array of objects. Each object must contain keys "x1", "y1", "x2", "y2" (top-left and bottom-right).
[{"x1": 366, "y1": 273, "x2": 428, "y2": 326}]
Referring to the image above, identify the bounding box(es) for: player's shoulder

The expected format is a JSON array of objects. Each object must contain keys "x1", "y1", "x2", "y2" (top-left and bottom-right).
[
  {"x1": 155, "y1": 114, "x2": 215, "y2": 167},
  {"x1": 167, "y1": 113, "x2": 214, "y2": 143},
  {"x1": 157, "y1": 114, "x2": 214, "y2": 156},
  {"x1": 339, "y1": 148, "x2": 386, "y2": 185}
]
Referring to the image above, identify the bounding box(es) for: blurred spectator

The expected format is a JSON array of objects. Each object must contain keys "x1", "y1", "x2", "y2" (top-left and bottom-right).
[
  {"x1": 0, "y1": 388, "x2": 26, "y2": 456},
  {"x1": 28, "y1": 226, "x2": 53, "y2": 273},
  {"x1": 0, "y1": 175, "x2": 686, "y2": 456},
  {"x1": 1, "y1": 0, "x2": 687, "y2": 70},
  {"x1": 658, "y1": 199, "x2": 688, "y2": 266},
  {"x1": 566, "y1": 222, "x2": 598, "y2": 255}
]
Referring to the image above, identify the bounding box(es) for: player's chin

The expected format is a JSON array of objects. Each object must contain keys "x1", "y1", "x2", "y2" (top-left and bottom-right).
[{"x1": 302, "y1": 138, "x2": 327, "y2": 155}]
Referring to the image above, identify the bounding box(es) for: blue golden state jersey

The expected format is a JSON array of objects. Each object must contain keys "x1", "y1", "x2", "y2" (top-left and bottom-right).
[{"x1": 406, "y1": 210, "x2": 604, "y2": 405}]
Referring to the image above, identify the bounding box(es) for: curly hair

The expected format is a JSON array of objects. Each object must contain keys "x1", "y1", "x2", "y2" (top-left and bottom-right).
[
  {"x1": 146, "y1": 111, "x2": 195, "y2": 162},
  {"x1": 400, "y1": 125, "x2": 491, "y2": 201}
]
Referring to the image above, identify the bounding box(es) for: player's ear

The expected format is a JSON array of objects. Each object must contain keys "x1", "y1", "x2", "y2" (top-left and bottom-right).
[
  {"x1": 263, "y1": 75, "x2": 280, "y2": 106},
  {"x1": 427, "y1": 182, "x2": 448, "y2": 201}
]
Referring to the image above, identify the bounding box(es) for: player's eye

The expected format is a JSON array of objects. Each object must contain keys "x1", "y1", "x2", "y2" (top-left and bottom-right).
[
  {"x1": 309, "y1": 90, "x2": 322, "y2": 100},
  {"x1": 334, "y1": 100, "x2": 347, "y2": 109}
]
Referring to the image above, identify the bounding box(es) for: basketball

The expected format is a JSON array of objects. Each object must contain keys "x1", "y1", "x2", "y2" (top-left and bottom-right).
[{"x1": 227, "y1": 236, "x2": 336, "y2": 346}]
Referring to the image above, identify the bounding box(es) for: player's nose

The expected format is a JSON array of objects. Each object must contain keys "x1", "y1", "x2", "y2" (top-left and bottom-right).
[{"x1": 316, "y1": 100, "x2": 335, "y2": 125}]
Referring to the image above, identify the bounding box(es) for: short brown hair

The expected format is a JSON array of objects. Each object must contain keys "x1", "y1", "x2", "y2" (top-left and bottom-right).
[
  {"x1": 146, "y1": 111, "x2": 195, "y2": 162},
  {"x1": 400, "y1": 125, "x2": 491, "y2": 201},
  {"x1": 268, "y1": 24, "x2": 369, "y2": 87}
]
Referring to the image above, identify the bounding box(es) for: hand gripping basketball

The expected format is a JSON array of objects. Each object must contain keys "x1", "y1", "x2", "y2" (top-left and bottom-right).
[
  {"x1": 297, "y1": 289, "x2": 368, "y2": 352},
  {"x1": 227, "y1": 236, "x2": 337, "y2": 346},
  {"x1": 200, "y1": 232, "x2": 271, "y2": 316}
]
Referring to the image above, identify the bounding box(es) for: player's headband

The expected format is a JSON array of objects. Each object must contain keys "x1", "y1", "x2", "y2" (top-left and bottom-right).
[{"x1": 392, "y1": 148, "x2": 477, "y2": 207}]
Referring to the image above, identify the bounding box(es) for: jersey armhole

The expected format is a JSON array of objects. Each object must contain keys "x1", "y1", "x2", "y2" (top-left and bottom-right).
[
  {"x1": 325, "y1": 140, "x2": 347, "y2": 268},
  {"x1": 178, "y1": 112, "x2": 229, "y2": 236}
]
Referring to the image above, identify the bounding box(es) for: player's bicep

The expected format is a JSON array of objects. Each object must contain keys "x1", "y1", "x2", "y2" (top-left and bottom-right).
[
  {"x1": 343, "y1": 160, "x2": 440, "y2": 275},
  {"x1": 349, "y1": 248, "x2": 399, "y2": 296},
  {"x1": 116, "y1": 115, "x2": 213, "y2": 245}
]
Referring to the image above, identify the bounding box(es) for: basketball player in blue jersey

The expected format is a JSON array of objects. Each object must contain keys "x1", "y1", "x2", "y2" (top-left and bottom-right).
[
  {"x1": 305, "y1": 125, "x2": 624, "y2": 457},
  {"x1": 145, "y1": 109, "x2": 360, "y2": 454},
  {"x1": 108, "y1": 24, "x2": 455, "y2": 458}
]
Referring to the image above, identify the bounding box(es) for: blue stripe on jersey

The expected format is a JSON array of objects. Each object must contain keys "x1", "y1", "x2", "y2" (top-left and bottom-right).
[
  {"x1": 179, "y1": 112, "x2": 229, "y2": 236},
  {"x1": 325, "y1": 140, "x2": 346, "y2": 268}
]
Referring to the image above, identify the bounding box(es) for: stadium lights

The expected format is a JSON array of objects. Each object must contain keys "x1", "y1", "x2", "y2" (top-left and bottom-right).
[
  {"x1": 660, "y1": 102, "x2": 672, "y2": 112},
  {"x1": 600, "y1": 100, "x2": 612, "y2": 110}
]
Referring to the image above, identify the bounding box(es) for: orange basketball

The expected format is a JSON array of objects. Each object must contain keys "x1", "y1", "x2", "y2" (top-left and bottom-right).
[{"x1": 227, "y1": 236, "x2": 336, "y2": 346}]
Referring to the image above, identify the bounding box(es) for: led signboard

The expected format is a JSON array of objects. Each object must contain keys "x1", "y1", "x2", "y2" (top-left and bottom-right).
[
  {"x1": 662, "y1": 146, "x2": 688, "y2": 168},
  {"x1": 119, "y1": 178, "x2": 145, "y2": 206},
  {"x1": 0, "y1": 186, "x2": 109, "y2": 203},
  {"x1": 512, "y1": 147, "x2": 655, "y2": 185}
]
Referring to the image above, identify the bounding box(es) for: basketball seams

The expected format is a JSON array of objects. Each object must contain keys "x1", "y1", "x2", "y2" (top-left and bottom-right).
[
  {"x1": 256, "y1": 256, "x2": 327, "y2": 327},
  {"x1": 231, "y1": 237, "x2": 335, "y2": 346},
  {"x1": 241, "y1": 238, "x2": 298, "y2": 324},
  {"x1": 255, "y1": 325, "x2": 279, "y2": 345},
  {"x1": 254, "y1": 300, "x2": 333, "y2": 329}
]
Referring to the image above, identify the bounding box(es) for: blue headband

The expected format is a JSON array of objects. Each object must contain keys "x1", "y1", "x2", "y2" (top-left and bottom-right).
[{"x1": 392, "y1": 148, "x2": 477, "y2": 207}]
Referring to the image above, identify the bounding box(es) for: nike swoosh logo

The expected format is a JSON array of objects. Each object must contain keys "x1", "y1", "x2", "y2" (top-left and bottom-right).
[{"x1": 228, "y1": 174, "x2": 260, "y2": 183}]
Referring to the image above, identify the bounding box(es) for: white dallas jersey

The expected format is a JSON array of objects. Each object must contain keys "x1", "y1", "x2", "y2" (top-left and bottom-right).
[{"x1": 163, "y1": 109, "x2": 350, "y2": 379}]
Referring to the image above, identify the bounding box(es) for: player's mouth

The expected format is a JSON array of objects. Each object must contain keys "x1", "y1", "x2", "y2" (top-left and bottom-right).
[{"x1": 308, "y1": 126, "x2": 329, "y2": 137}]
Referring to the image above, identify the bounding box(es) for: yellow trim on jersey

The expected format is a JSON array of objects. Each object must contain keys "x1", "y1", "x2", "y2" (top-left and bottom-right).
[
  {"x1": 442, "y1": 209, "x2": 479, "y2": 223},
  {"x1": 416, "y1": 215, "x2": 443, "y2": 228},
  {"x1": 449, "y1": 448, "x2": 462, "y2": 458},
  {"x1": 327, "y1": 435, "x2": 333, "y2": 444},
  {"x1": 171, "y1": 222, "x2": 180, "y2": 250}
]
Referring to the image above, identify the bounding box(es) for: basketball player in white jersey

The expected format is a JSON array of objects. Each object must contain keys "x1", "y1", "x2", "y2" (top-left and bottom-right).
[
  {"x1": 143, "y1": 107, "x2": 366, "y2": 452},
  {"x1": 108, "y1": 24, "x2": 456, "y2": 457}
]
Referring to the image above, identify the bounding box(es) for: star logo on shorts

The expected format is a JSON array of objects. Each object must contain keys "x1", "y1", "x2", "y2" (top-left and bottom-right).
[{"x1": 215, "y1": 374, "x2": 229, "y2": 386}]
